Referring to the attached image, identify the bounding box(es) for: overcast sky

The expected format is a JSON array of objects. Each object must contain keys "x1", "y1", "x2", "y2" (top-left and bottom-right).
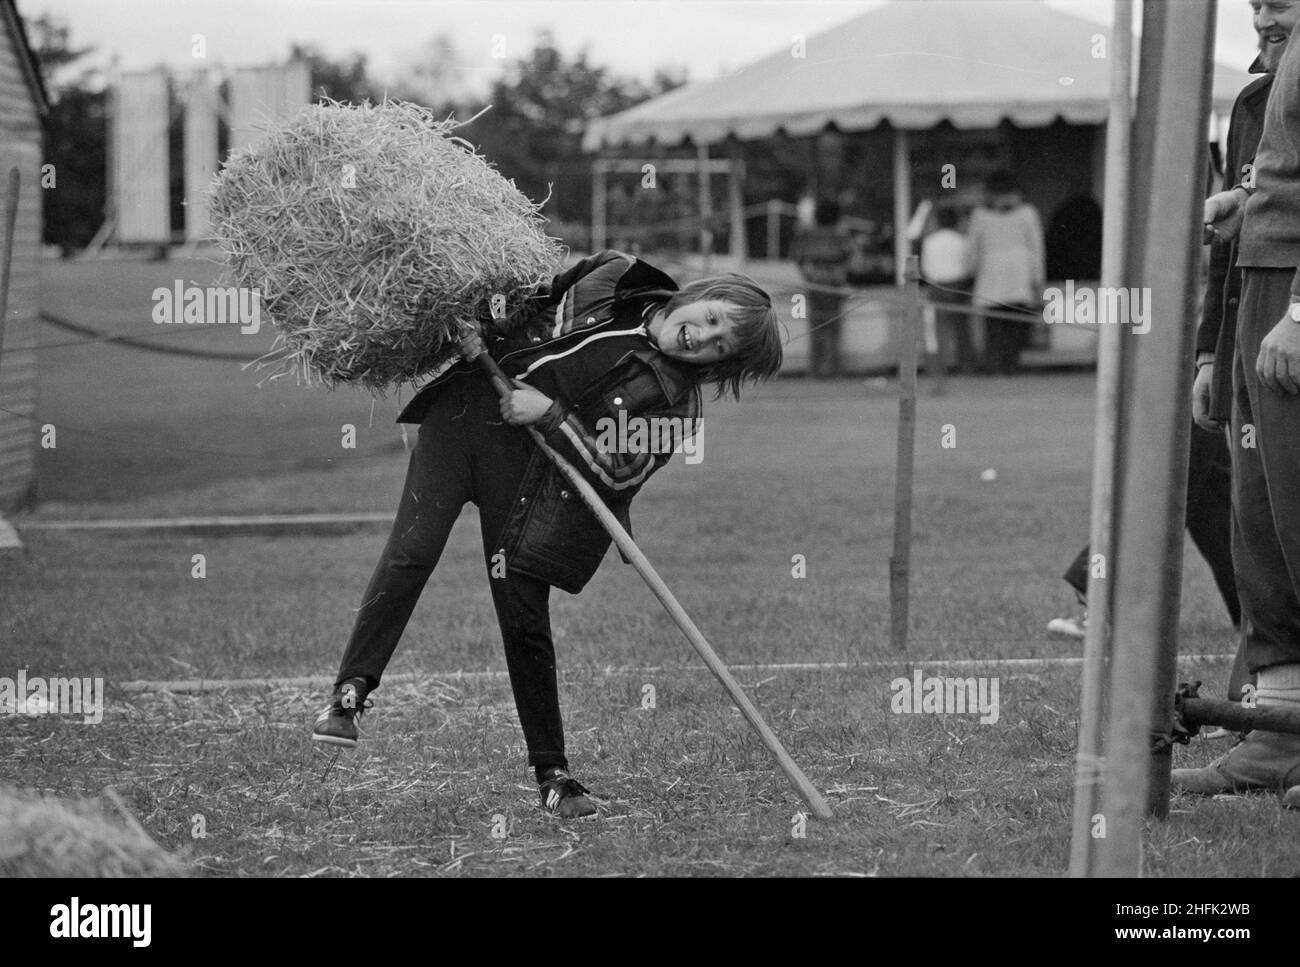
[{"x1": 20, "y1": 0, "x2": 1264, "y2": 92}]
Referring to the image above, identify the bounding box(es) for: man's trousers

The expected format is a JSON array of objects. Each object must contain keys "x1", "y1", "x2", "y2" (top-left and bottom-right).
[{"x1": 1232, "y1": 268, "x2": 1300, "y2": 674}]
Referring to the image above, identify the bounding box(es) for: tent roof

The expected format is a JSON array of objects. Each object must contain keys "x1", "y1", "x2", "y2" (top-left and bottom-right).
[{"x1": 583, "y1": 0, "x2": 1253, "y2": 150}]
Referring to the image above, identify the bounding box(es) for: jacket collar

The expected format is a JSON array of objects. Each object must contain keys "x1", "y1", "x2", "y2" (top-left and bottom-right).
[
  {"x1": 617, "y1": 256, "x2": 680, "y2": 299},
  {"x1": 624, "y1": 347, "x2": 700, "y2": 407}
]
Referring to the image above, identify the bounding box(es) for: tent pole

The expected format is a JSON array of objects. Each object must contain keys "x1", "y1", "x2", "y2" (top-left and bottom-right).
[
  {"x1": 698, "y1": 142, "x2": 713, "y2": 274},
  {"x1": 892, "y1": 126, "x2": 911, "y2": 287},
  {"x1": 729, "y1": 148, "x2": 747, "y2": 265},
  {"x1": 1070, "y1": 0, "x2": 1133, "y2": 879}
]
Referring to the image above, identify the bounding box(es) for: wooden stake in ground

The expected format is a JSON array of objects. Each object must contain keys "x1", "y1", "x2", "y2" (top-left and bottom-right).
[
  {"x1": 890, "y1": 255, "x2": 921, "y2": 651},
  {"x1": 1097, "y1": 0, "x2": 1216, "y2": 877},
  {"x1": 1069, "y1": 0, "x2": 1133, "y2": 879},
  {"x1": 467, "y1": 341, "x2": 833, "y2": 821}
]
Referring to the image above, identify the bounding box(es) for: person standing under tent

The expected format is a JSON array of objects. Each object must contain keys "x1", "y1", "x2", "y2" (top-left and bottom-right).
[
  {"x1": 965, "y1": 170, "x2": 1045, "y2": 375},
  {"x1": 920, "y1": 206, "x2": 975, "y2": 374},
  {"x1": 791, "y1": 200, "x2": 853, "y2": 378}
]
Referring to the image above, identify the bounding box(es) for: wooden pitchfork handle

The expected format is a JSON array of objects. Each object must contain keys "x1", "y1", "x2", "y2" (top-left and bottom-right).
[{"x1": 459, "y1": 331, "x2": 832, "y2": 819}]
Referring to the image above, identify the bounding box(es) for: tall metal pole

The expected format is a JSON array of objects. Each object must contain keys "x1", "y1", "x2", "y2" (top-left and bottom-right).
[
  {"x1": 1069, "y1": 0, "x2": 1133, "y2": 878},
  {"x1": 1097, "y1": 0, "x2": 1215, "y2": 877}
]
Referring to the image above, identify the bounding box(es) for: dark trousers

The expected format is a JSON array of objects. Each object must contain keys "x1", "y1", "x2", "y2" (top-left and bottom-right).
[
  {"x1": 335, "y1": 374, "x2": 568, "y2": 772},
  {"x1": 809, "y1": 292, "x2": 844, "y2": 378},
  {"x1": 1232, "y1": 268, "x2": 1300, "y2": 675},
  {"x1": 981, "y1": 306, "x2": 1031, "y2": 374},
  {"x1": 1064, "y1": 420, "x2": 1240, "y2": 628}
]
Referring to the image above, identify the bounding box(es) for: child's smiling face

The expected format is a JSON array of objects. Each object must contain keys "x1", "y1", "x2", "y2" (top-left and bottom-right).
[{"x1": 648, "y1": 299, "x2": 742, "y2": 364}]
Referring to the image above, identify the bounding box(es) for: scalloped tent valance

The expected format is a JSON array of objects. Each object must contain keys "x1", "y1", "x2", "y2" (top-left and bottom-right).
[{"x1": 583, "y1": 0, "x2": 1252, "y2": 150}]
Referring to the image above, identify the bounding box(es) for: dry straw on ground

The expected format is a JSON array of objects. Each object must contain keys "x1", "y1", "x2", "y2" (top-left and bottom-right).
[
  {"x1": 208, "y1": 100, "x2": 566, "y2": 390},
  {"x1": 0, "y1": 785, "x2": 186, "y2": 877}
]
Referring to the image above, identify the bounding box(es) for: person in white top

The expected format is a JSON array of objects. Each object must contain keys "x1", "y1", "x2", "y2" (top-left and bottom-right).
[
  {"x1": 966, "y1": 171, "x2": 1046, "y2": 374},
  {"x1": 921, "y1": 207, "x2": 975, "y2": 372}
]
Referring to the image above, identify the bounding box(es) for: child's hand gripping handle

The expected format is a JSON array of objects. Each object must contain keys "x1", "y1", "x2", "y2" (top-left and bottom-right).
[{"x1": 458, "y1": 328, "x2": 514, "y2": 399}]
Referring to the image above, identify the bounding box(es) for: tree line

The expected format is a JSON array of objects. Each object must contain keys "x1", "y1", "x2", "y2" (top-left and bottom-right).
[{"x1": 26, "y1": 15, "x2": 686, "y2": 252}]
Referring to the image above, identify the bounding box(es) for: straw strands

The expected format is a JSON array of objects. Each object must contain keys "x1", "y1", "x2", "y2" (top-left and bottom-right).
[
  {"x1": 208, "y1": 100, "x2": 566, "y2": 390},
  {"x1": 0, "y1": 785, "x2": 186, "y2": 877}
]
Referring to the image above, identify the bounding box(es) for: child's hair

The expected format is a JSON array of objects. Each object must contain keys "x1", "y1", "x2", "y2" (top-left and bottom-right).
[{"x1": 645, "y1": 274, "x2": 783, "y2": 400}]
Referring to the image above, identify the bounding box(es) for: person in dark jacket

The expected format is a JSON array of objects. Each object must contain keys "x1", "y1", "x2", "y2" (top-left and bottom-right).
[
  {"x1": 311, "y1": 250, "x2": 783, "y2": 818},
  {"x1": 1187, "y1": 56, "x2": 1274, "y2": 703},
  {"x1": 1195, "y1": 67, "x2": 1275, "y2": 429}
]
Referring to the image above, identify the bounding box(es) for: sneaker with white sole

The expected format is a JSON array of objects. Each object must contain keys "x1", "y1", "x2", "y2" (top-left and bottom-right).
[
  {"x1": 312, "y1": 680, "x2": 372, "y2": 748},
  {"x1": 538, "y1": 768, "x2": 597, "y2": 819}
]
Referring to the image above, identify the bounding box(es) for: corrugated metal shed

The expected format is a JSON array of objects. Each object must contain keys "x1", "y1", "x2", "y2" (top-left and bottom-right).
[
  {"x1": 0, "y1": 0, "x2": 48, "y2": 513},
  {"x1": 584, "y1": 0, "x2": 1253, "y2": 149}
]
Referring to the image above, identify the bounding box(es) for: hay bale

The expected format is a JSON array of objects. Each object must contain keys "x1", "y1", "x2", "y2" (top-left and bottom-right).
[
  {"x1": 0, "y1": 785, "x2": 186, "y2": 877},
  {"x1": 208, "y1": 100, "x2": 566, "y2": 390}
]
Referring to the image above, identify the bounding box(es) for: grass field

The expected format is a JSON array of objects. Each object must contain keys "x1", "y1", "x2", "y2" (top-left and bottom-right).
[{"x1": 2, "y1": 257, "x2": 1296, "y2": 877}]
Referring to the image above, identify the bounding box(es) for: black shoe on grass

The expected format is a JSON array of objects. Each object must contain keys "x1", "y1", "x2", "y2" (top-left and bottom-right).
[
  {"x1": 538, "y1": 768, "x2": 597, "y2": 818},
  {"x1": 312, "y1": 680, "x2": 372, "y2": 748}
]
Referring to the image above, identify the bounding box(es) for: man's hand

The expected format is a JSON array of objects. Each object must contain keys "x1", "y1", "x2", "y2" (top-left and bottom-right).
[
  {"x1": 1204, "y1": 188, "x2": 1248, "y2": 243},
  {"x1": 1257, "y1": 311, "x2": 1300, "y2": 395},
  {"x1": 500, "y1": 378, "x2": 554, "y2": 426},
  {"x1": 1192, "y1": 363, "x2": 1220, "y2": 430}
]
